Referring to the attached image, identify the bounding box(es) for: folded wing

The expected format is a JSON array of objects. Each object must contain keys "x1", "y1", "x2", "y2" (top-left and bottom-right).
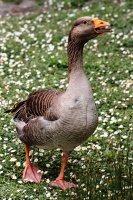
[{"x1": 6, "y1": 89, "x2": 61, "y2": 122}]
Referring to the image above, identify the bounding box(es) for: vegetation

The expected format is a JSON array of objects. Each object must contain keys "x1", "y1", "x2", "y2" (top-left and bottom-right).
[
  {"x1": 2, "y1": 0, "x2": 22, "y2": 4},
  {"x1": 2, "y1": 0, "x2": 88, "y2": 6},
  {"x1": 0, "y1": 0, "x2": 133, "y2": 199}
]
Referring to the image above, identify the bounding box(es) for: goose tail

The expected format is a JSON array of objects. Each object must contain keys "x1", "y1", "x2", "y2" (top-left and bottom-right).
[{"x1": 11, "y1": 118, "x2": 26, "y2": 137}]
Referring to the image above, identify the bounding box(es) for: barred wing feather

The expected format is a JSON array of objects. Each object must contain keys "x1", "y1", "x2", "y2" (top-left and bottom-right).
[{"x1": 6, "y1": 89, "x2": 61, "y2": 123}]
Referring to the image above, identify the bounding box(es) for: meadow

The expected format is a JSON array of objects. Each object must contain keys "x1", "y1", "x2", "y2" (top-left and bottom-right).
[{"x1": 0, "y1": 0, "x2": 133, "y2": 199}]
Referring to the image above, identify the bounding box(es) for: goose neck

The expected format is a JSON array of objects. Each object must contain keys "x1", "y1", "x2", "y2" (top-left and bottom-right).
[{"x1": 67, "y1": 40, "x2": 84, "y2": 75}]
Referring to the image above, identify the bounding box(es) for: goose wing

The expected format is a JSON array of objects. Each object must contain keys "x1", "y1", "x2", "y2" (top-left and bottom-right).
[{"x1": 6, "y1": 89, "x2": 61, "y2": 122}]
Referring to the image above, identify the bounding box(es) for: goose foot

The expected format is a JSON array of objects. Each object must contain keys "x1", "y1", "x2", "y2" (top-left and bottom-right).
[
  {"x1": 49, "y1": 179, "x2": 77, "y2": 190},
  {"x1": 23, "y1": 163, "x2": 42, "y2": 183}
]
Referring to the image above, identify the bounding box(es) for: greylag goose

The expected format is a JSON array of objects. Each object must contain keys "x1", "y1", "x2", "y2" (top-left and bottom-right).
[{"x1": 6, "y1": 17, "x2": 111, "y2": 190}]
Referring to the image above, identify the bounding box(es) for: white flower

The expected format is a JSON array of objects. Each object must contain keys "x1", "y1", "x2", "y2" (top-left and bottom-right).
[
  {"x1": 100, "y1": 132, "x2": 108, "y2": 138},
  {"x1": 39, "y1": 149, "x2": 44, "y2": 153},
  {"x1": 11, "y1": 174, "x2": 17, "y2": 180},
  {"x1": 122, "y1": 135, "x2": 128, "y2": 139},
  {"x1": 3, "y1": 144, "x2": 7, "y2": 149},
  {"x1": 46, "y1": 179, "x2": 50, "y2": 183},
  {"x1": 29, "y1": 150, "x2": 33, "y2": 156},
  {"x1": 74, "y1": 146, "x2": 81, "y2": 151},
  {"x1": 119, "y1": 125, "x2": 124, "y2": 128},
  {"x1": 16, "y1": 162, "x2": 21, "y2": 167},
  {"x1": 18, "y1": 180, "x2": 23, "y2": 184},
  {"x1": 46, "y1": 164, "x2": 50, "y2": 168},
  {"x1": 95, "y1": 100, "x2": 100, "y2": 105},
  {"x1": 81, "y1": 147, "x2": 87, "y2": 151},
  {"x1": 109, "y1": 108, "x2": 114, "y2": 114},
  {"x1": 48, "y1": 44, "x2": 55, "y2": 51},
  {"x1": 110, "y1": 116, "x2": 117, "y2": 124},
  {"x1": 34, "y1": 158, "x2": 38, "y2": 162},
  {"x1": 92, "y1": 144, "x2": 101, "y2": 150},
  {"x1": 96, "y1": 185, "x2": 99, "y2": 189},
  {"x1": 59, "y1": 84, "x2": 64, "y2": 89},
  {"x1": 46, "y1": 192, "x2": 51, "y2": 198},
  {"x1": 95, "y1": 144, "x2": 101, "y2": 150},
  {"x1": 10, "y1": 157, "x2": 17, "y2": 162}
]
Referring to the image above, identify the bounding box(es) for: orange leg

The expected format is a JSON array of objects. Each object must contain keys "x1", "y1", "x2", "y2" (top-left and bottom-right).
[
  {"x1": 23, "y1": 145, "x2": 42, "y2": 183},
  {"x1": 49, "y1": 153, "x2": 77, "y2": 190}
]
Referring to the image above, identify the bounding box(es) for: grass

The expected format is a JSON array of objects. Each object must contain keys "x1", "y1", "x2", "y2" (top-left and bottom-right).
[{"x1": 0, "y1": 0, "x2": 133, "y2": 199}]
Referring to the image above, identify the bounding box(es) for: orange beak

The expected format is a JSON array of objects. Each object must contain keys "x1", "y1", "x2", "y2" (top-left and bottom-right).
[{"x1": 92, "y1": 18, "x2": 112, "y2": 34}]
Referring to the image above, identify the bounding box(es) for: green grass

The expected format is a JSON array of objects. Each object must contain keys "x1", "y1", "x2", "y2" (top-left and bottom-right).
[{"x1": 0, "y1": 0, "x2": 133, "y2": 199}]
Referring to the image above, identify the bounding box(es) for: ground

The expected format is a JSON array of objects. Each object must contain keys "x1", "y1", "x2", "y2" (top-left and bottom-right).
[{"x1": 0, "y1": 0, "x2": 41, "y2": 16}]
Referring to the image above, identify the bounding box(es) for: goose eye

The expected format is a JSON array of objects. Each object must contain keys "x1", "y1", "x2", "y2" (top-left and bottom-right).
[{"x1": 83, "y1": 21, "x2": 87, "y2": 24}]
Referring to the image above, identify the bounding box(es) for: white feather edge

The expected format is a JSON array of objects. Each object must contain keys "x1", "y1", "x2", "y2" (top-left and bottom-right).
[{"x1": 11, "y1": 118, "x2": 26, "y2": 130}]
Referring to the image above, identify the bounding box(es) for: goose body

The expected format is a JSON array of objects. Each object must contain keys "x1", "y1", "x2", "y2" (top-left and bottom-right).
[
  {"x1": 18, "y1": 69, "x2": 98, "y2": 151},
  {"x1": 7, "y1": 16, "x2": 111, "y2": 189}
]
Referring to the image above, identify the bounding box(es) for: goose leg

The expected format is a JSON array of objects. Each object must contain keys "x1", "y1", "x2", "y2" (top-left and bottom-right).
[
  {"x1": 49, "y1": 153, "x2": 77, "y2": 190},
  {"x1": 23, "y1": 145, "x2": 42, "y2": 183}
]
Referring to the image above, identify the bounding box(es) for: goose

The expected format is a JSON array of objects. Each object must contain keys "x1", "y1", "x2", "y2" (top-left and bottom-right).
[{"x1": 6, "y1": 16, "x2": 111, "y2": 190}]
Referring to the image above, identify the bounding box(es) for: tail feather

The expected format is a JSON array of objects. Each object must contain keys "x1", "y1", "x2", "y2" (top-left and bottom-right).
[
  {"x1": 5, "y1": 100, "x2": 26, "y2": 114},
  {"x1": 12, "y1": 118, "x2": 26, "y2": 137}
]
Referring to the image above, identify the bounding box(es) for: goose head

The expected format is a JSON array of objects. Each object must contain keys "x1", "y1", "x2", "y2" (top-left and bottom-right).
[{"x1": 69, "y1": 16, "x2": 111, "y2": 44}]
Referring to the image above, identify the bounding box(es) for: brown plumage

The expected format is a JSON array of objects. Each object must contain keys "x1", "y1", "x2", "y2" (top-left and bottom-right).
[
  {"x1": 6, "y1": 17, "x2": 111, "y2": 190},
  {"x1": 6, "y1": 89, "x2": 62, "y2": 122}
]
